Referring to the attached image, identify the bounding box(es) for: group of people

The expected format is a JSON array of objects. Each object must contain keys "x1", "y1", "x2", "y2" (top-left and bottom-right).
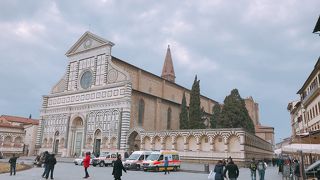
[
  {"x1": 40, "y1": 151, "x2": 57, "y2": 179},
  {"x1": 249, "y1": 158, "x2": 268, "y2": 180},
  {"x1": 82, "y1": 151, "x2": 127, "y2": 180},
  {"x1": 277, "y1": 158, "x2": 301, "y2": 180},
  {"x1": 212, "y1": 157, "x2": 239, "y2": 180},
  {"x1": 211, "y1": 157, "x2": 269, "y2": 180}
]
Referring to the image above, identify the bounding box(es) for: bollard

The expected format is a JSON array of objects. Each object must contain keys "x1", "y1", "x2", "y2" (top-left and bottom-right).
[{"x1": 204, "y1": 163, "x2": 209, "y2": 173}]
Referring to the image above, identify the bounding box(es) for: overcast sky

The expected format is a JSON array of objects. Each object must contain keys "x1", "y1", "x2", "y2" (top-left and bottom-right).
[{"x1": 0, "y1": 0, "x2": 319, "y2": 142}]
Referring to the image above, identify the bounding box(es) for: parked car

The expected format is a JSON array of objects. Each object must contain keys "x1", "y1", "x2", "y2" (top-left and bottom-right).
[
  {"x1": 93, "y1": 152, "x2": 117, "y2": 167},
  {"x1": 305, "y1": 160, "x2": 320, "y2": 179},
  {"x1": 74, "y1": 154, "x2": 96, "y2": 166},
  {"x1": 123, "y1": 151, "x2": 152, "y2": 170}
]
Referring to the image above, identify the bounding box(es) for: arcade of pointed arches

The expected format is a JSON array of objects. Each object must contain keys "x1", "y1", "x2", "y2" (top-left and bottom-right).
[
  {"x1": 126, "y1": 129, "x2": 243, "y2": 153},
  {"x1": 0, "y1": 134, "x2": 24, "y2": 148}
]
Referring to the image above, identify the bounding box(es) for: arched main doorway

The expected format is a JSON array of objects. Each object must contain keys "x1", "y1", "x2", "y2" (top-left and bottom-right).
[
  {"x1": 127, "y1": 131, "x2": 140, "y2": 152},
  {"x1": 93, "y1": 129, "x2": 102, "y2": 157},
  {"x1": 70, "y1": 117, "x2": 84, "y2": 157}
]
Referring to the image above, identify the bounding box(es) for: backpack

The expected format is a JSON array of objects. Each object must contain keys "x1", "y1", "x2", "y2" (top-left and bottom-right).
[
  {"x1": 250, "y1": 162, "x2": 257, "y2": 170},
  {"x1": 258, "y1": 162, "x2": 265, "y2": 170}
]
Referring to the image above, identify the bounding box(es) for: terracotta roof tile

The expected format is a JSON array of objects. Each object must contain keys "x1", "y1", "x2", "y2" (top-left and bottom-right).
[{"x1": 0, "y1": 115, "x2": 39, "y2": 125}]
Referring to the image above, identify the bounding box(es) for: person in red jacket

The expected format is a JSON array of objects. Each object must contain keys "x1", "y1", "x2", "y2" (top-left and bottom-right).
[{"x1": 83, "y1": 152, "x2": 91, "y2": 179}]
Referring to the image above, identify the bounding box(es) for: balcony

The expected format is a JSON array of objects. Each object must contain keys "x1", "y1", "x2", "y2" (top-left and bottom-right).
[{"x1": 302, "y1": 86, "x2": 320, "y2": 106}]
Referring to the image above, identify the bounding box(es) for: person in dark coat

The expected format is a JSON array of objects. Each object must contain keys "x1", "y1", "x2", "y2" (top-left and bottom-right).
[
  {"x1": 42, "y1": 151, "x2": 49, "y2": 178},
  {"x1": 45, "y1": 154, "x2": 56, "y2": 179},
  {"x1": 83, "y1": 152, "x2": 91, "y2": 179},
  {"x1": 8, "y1": 154, "x2": 18, "y2": 176},
  {"x1": 214, "y1": 160, "x2": 224, "y2": 180},
  {"x1": 112, "y1": 154, "x2": 127, "y2": 180},
  {"x1": 164, "y1": 156, "x2": 169, "y2": 175},
  {"x1": 223, "y1": 159, "x2": 239, "y2": 180}
]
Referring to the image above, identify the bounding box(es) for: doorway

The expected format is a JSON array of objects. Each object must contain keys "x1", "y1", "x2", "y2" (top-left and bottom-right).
[
  {"x1": 127, "y1": 131, "x2": 141, "y2": 152},
  {"x1": 54, "y1": 139, "x2": 59, "y2": 154},
  {"x1": 94, "y1": 129, "x2": 102, "y2": 157}
]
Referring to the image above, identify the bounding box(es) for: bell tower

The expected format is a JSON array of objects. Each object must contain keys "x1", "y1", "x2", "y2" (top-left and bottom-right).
[{"x1": 161, "y1": 45, "x2": 176, "y2": 82}]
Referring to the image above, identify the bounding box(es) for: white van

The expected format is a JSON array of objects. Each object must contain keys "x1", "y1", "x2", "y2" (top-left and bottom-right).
[
  {"x1": 142, "y1": 150, "x2": 181, "y2": 172},
  {"x1": 123, "y1": 151, "x2": 152, "y2": 170}
]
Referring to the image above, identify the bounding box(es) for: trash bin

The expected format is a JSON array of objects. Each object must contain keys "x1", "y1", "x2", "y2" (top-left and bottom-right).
[{"x1": 204, "y1": 163, "x2": 209, "y2": 173}]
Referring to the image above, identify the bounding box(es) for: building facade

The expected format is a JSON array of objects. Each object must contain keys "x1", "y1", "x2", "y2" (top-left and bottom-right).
[
  {"x1": 0, "y1": 115, "x2": 39, "y2": 156},
  {"x1": 288, "y1": 58, "x2": 320, "y2": 137},
  {"x1": 36, "y1": 32, "x2": 273, "y2": 161}
]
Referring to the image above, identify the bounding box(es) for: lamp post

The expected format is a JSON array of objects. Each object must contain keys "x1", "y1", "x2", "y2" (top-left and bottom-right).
[{"x1": 300, "y1": 104, "x2": 307, "y2": 180}]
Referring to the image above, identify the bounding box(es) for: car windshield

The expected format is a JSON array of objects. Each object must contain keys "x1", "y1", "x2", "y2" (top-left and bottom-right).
[
  {"x1": 100, "y1": 152, "x2": 109, "y2": 157},
  {"x1": 147, "y1": 154, "x2": 160, "y2": 161},
  {"x1": 127, "y1": 154, "x2": 140, "y2": 160}
]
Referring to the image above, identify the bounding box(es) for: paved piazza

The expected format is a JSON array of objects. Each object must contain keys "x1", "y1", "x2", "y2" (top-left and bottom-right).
[{"x1": 0, "y1": 161, "x2": 282, "y2": 180}]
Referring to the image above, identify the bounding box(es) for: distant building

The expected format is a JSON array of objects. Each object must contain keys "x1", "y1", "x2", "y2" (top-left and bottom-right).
[
  {"x1": 288, "y1": 57, "x2": 320, "y2": 137},
  {"x1": 0, "y1": 115, "x2": 39, "y2": 156},
  {"x1": 244, "y1": 97, "x2": 275, "y2": 145},
  {"x1": 287, "y1": 57, "x2": 320, "y2": 165}
]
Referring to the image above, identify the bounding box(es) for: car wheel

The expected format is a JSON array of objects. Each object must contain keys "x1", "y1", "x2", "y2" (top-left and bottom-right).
[
  {"x1": 155, "y1": 166, "x2": 159, "y2": 172},
  {"x1": 99, "y1": 161, "x2": 104, "y2": 167},
  {"x1": 81, "y1": 162, "x2": 83, "y2": 166},
  {"x1": 136, "y1": 165, "x2": 140, "y2": 170}
]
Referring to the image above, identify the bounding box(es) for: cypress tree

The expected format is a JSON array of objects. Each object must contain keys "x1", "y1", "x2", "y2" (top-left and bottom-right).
[
  {"x1": 189, "y1": 75, "x2": 202, "y2": 129},
  {"x1": 179, "y1": 92, "x2": 189, "y2": 129},
  {"x1": 200, "y1": 107, "x2": 207, "y2": 129},
  {"x1": 210, "y1": 103, "x2": 221, "y2": 128},
  {"x1": 220, "y1": 89, "x2": 255, "y2": 133}
]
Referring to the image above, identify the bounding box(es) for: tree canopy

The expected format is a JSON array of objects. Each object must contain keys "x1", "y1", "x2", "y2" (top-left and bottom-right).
[
  {"x1": 179, "y1": 92, "x2": 189, "y2": 129},
  {"x1": 188, "y1": 75, "x2": 204, "y2": 129},
  {"x1": 220, "y1": 89, "x2": 255, "y2": 133}
]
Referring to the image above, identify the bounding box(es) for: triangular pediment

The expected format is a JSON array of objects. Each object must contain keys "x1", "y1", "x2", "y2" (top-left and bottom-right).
[{"x1": 65, "y1": 31, "x2": 115, "y2": 56}]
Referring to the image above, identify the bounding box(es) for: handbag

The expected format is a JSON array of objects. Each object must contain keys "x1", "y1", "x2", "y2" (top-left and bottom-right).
[{"x1": 208, "y1": 170, "x2": 216, "y2": 180}]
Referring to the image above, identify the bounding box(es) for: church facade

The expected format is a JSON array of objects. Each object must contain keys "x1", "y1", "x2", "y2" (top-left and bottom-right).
[{"x1": 36, "y1": 32, "x2": 273, "y2": 161}]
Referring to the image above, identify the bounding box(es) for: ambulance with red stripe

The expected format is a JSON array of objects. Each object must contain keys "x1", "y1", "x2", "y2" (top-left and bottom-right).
[{"x1": 142, "y1": 150, "x2": 181, "y2": 172}]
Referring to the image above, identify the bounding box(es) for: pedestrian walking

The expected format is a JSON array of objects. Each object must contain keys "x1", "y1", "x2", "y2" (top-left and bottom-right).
[
  {"x1": 257, "y1": 159, "x2": 267, "y2": 180},
  {"x1": 164, "y1": 156, "x2": 169, "y2": 175},
  {"x1": 249, "y1": 158, "x2": 257, "y2": 180},
  {"x1": 112, "y1": 154, "x2": 126, "y2": 180},
  {"x1": 293, "y1": 159, "x2": 300, "y2": 180},
  {"x1": 213, "y1": 160, "x2": 224, "y2": 180},
  {"x1": 45, "y1": 154, "x2": 57, "y2": 179},
  {"x1": 282, "y1": 159, "x2": 291, "y2": 180},
  {"x1": 223, "y1": 159, "x2": 239, "y2": 180},
  {"x1": 8, "y1": 154, "x2": 18, "y2": 176},
  {"x1": 41, "y1": 151, "x2": 49, "y2": 178},
  {"x1": 83, "y1": 152, "x2": 91, "y2": 179}
]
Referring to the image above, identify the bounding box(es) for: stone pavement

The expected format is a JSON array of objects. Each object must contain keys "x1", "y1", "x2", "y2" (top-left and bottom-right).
[{"x1": 0, "y1": 158, "x2": 283, "y2": 180}]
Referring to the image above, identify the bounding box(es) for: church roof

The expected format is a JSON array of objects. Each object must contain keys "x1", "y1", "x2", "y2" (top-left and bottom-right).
[
  {"x1": 161, "y1": 45, "x2": 176, "y2": 82},
  {"x1": 111, "y1": 56, "x2": 218, "y2": 104},
  {"x1": 0, "y1": 115, "x2": 39, "y2": 125}
]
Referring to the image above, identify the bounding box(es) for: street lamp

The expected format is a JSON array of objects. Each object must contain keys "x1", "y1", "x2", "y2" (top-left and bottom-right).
[
  {"x1": 300, "y1": 104, "x2": 307, "y2": 180},
  {"x1": 313, "y1": 15, "x2": 320, "y2": 35}
]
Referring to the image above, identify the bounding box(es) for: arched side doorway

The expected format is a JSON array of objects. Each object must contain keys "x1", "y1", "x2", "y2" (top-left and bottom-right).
[
  {"x1": 127, "y1": 131, "x2": 141, "y2": 152},
  {"x1": 70, "y1": 117, "x2": 84, "y2": 157},
  {"x1": 53, "y1": 131, "x2": 59, "y2": 154},
  {"x1": 93, "y1": 129, "x2": 102, "y2": 157}
]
